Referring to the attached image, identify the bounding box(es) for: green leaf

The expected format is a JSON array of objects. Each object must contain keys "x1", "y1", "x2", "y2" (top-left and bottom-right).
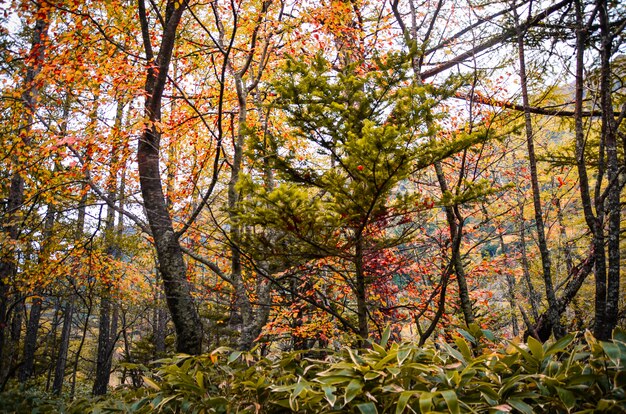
[
  {"x1": 482, "y1": 329, "x2": 496, "y2": 341},
  {"x1": 396, "y1": 391, "x2": 419, "y2": 414},
  {"x1": 418, "y1": 392, "x2": 433, "y2": 413},
  {"x1": 228, "y1": 351, "x2": 242, "y2": 364},
  {"x1": 454, "y1": 336, "x2": 473, "y2": 361},
  {"x1": 508, "y1": 342, "x2": 535, "y2": 367},
  {"x1": 614, "y1": 370, "x2": 626, "y2": 388},
  {"x1": 195, "y1": 371, "x2": 204, "y2": 391},
  {"x1": 478, "y1": 385, "x2": 499, "y2": 405},
  {"x1": 440, "y1": 342, "x2": 466, "y2": 364},
  {"x1": 600, "y1": 342, "x2": 624, "y2": 367},
  {"x1": 556, "y1": 386, "x2": 576, "y2": 410},
  {"x1": 371, "y1": 342, "x2": 387, "y2": 356},
  {"x1": 345, "y1": 379, "x2": 364, "y2": 404},
  {"x1": 154, "y1": 395, "x2": 177, "y2": 410},
  {"x1": 142, "y1": 377, "x2": 160, "y2": 391},
  {"x1": 397, "y1": 347, "x2": 411, "y2": 366},
  {"x1": 382, "y1": 384, "x2": 405, "y2": 393},
  {"x1": 317, "y1": 375, "x2": 353, "y2": 385},
  {"x1": 545, "y1": 334, "x2": 575, "y2": 357},
  {"x1": 357, "y1": 402, "x2": 379, "y2": 414},
  {"x1": 527, "y1": 336, "x2": 544, "y2": 360},
  {"x1": 596, "y1": 399, "x2": 616, "y2": 411},
  {"x1": 613, "y1": 327, "x2": 626, "y2": 344},
  {"x1": 364, "y1": 371, "x2": 383, "y2": 381},
  {"x1": 380, "y1": 326, "x2": 391, "y2": 348},
  {"x1": 348, "y1": 348, "x2": 365, "y2": 367},
  {"x1": 507, "y1": 398, "x2": 534, "y2": 414},
  {"x1": 322, "y1": 385, "x2": 337, "y2": 407},
  {"x1": 440, "y1": 390, "x2": 460, "y2": 414},
  {"x1": 457, "y1": 328, "x2": 476, "y2": 344},
  {"x1": 293, "y1": 380, "x2": 307, "y2": 399}
]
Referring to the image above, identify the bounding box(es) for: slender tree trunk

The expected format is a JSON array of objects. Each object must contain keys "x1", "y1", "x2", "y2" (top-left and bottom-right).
[
  {"x1": 92, "y1": 293, "x2": 111, "y2": 395},
  {"x1": 0, "y1": 299, "x2": 24, "y2": 387},
  {"x1": 19, "y1": 297, "x2": 43, "y2": 382},
  {"x1": 395, "y1": 0, "x2": 474, "y2": 331},
  {"x1": 137, "y1": 0, "x2": 201, "y2": 355},
  {"x1": 228, "y1": 75, "x2": 268, "y2": 350},
  {"x1": 355, "y1": 234, "x2": 369, "y2": 344},
  {"x1": 553, "y1": 191, "x2": 574, "y2": 273},
  {"x1": 122, "y1": 313, "x2": 141, "y2": 388},
  {"x1": 499, "y1": 233, "x2": 519, "y2": 336},
  {"x1": 71, "y1": 296, "x2": 91, "y2": 400},
  {"x1": 241, "y1": 90, "x2": 276, "y2": 350},
  {"x1": 93, "y1": 156, "x2": 123, "y2": 395},
  {"x1": 68, "y1": 189, "x2": 89, "y2": 400},
  {"x1": 596, "y1": 0, "x2": 621, "y2": 341},
  {"x1": 530, "y1": 251, "x2": 595, "y2": 340},
  {"x1": 434, "y1": 162, "x2": 474, "y2": 326},
  {"x1": 19, "y1": 204, "x2": 55, "y2": 382},
  {"x1": 517, "y1": 204, "x2": 540, "y2": 321},
  {"x1": 52, "y1": 300, "x2": 73, "y2": 395},
  {"x1": 515, "y1": 10, "x2": 562, "y2": 338},
  {"x1": 571, "y1": 0, "x2": 613, "y2": 341},
  {"x1": 45, "y1": 299, "x2": 60, "y2": 391},
  {"x1": 109, "y1": 304, "x2": 119, "y2": 354},
  {"x1": 218, "y1": 7, "x2": 275, "y2": 346},
  {"x1": 154, "y1": 287, "x2": 167, "y2": 356}
]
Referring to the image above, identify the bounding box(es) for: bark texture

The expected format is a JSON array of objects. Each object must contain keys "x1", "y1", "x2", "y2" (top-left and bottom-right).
[
  {"x1": 515, "y1": 11, "x2": 562, "y2": 338},
  {"x1": 137, "y1": 0, "x2": 202, "y2": 354},
  {"x1": 52, "y1": 300, "x2": 73, "y2": 395}
]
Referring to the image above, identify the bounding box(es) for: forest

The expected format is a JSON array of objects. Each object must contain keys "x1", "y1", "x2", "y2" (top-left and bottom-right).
[{"x1": 0, "y1": 0, "x2": 625, "y2": 412}]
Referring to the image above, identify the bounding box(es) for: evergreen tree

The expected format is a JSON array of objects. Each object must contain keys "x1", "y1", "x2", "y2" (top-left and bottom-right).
[{"x1": 239, "y1": 53, "x2": 488, "y2": 342}]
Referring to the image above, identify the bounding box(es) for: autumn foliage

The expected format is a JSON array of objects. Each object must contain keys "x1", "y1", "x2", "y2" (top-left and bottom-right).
[{"x1": 0, "y1": 0, "x2": 624, "y2": 409}]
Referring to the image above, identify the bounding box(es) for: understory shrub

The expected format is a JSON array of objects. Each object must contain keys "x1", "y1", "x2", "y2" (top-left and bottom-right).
[{"x1": 2, "y1": 328, "x2": 625, "y2": 413}]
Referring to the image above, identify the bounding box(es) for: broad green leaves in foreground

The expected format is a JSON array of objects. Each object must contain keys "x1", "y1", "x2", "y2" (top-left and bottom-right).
[{"x1": 9, "y1": 328, "x2": 622, "y2": 413}]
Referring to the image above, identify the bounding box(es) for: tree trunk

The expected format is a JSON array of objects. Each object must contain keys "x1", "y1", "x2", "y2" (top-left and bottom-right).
[
  {"x1": 230, "y1": 91, "x2": 251, "y2": 350},
  {"x1": 44, "y1": 299, "x2": 60, "y2": 391},
  {"x1": 571, "y1": 0, "x2": 616, "y2": 342},
  {"x1": 109, "y1": 303, "x2": 119, "y2": 358},
  {"x1": 355, "y1": 234, "x2": 369, "y2": 344},
  {"x1": 434, "y1": 162, "x2": 474, "y2": 326},
  {"x1": 515, "y1": 10, "x2": 562, "y2": 338},
  {"x1": 595, "y1": 0, "x2": 621, "y2": 341},
  {"x1": 122, "y1": 313, "x2": 142, "y2": 388},
  {"x1": 93, "y1": 100, "x2": 122, "y2": 395},
  {"x1": 517, "y1": 204, "x2": 540, "y2": 321},
  {"x1": 530, "y1": 250, "x2": 595, "y2": 341},
  {"x1": 92, "y1": 293, "x2": 111, "y2": 395},
  {"x1": 137, "y1": 0, "x2": 201, "y2": 355},
  {"x1": 499, "y1": 233, "x2": 519, "y2": 336},
  {"x1": 154, "y1": 288, "x2": 168, "y2": 356},
  {"x1": 52, "y1": 300, "x2": 73, "y2": 395},
  {"x1": 71, "y1": 296, "x2": 91, "y2": 400},
  {"x1": 19, "y1": 203, "x2": 55, "y2": 382},
  {"x1": 0, "y1": 299, "x2": 24, "y2": 388},
  {"x1": 64, "y1": 188, "x2": 88, "y2": 399},
  {"x1": 553, "y1": 191, "x2": 574, "y2": 273},
  {"x1": 18, "y1": 297, "x2": 42, "y2": 382}
]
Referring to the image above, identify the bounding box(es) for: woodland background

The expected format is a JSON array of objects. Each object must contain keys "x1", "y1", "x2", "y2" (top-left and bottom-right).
[{"x1": 0, "y1": 0, "x2": 625, "y2": 409}]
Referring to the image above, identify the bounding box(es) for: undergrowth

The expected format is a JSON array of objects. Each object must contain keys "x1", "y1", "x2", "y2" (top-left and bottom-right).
[{"x1": 1, "y1": 327, "x2": 625, "y2": 413}]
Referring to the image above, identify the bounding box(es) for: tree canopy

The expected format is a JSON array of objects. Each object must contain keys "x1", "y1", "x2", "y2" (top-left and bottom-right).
[{"x1": 0, "y1": 0, "x2": 624, "y2": 408}]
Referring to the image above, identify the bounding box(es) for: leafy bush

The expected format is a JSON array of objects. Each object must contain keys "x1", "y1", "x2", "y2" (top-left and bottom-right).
[
  {"x1": 4, "y1": 328, "x2": 625, "y2": 413},
  {"x1": 0, "y1": 385, "x2": 66, "y2": 413}
]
